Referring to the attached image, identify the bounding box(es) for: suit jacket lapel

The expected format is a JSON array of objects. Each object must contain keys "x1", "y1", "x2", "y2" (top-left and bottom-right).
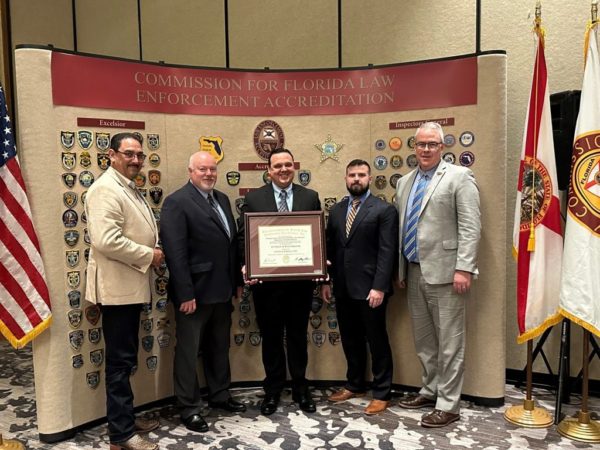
[
  {"x1": 186, "y1": 183, "x2": 229, "y2": 238},
  {"x1": 421, "y1": 162, "x2": 448, "y2": 213},
  {"x1": 290, "y1": 184, "x2": 301, "y2": 211},
  {"x1": 109, "y1": 168, "x2": 157, "y2": 236},
  {"x1": 214, "y1": 190, "x2": 235, "y2": 241},
  {"x1": 265, "y1": 184, "x2": 279, "y2": 212}
]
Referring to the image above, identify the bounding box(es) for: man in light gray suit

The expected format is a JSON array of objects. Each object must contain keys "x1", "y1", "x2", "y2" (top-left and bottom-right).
[{"x1": 395, "y1": 122, "x2": 481, "y2": 428}]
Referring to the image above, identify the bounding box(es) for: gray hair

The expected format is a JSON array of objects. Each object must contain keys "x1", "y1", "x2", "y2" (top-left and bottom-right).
[{"x1": 416, "y1": 122, "x2": 444, "y2": 141}]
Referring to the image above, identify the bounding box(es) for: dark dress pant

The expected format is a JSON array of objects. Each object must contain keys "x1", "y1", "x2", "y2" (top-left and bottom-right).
[
  {"x1": 336, "y1": 296, "x2": 393, "y2": 400},
  {"x1": 173, "y1": 301, "x2": 233, "y2": 419},
  {"x1": 101, "y1": 303, "x2": 142, "y2": 443},
  {"x1": 252, "y1": 281, "x2": 313, "y2": 396}
]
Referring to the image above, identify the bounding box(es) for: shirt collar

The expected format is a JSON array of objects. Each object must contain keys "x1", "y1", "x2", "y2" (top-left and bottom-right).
[
  {"x1": 272, "y1": 183, "x2": 293, "y2": 196},
  {"x1": 112, "y1": 167, "x2": 138, "y2": 191},
  {"x1": 417, "y1": 163, "x2": 439, "y2": 179},
  {"x1": 349, "y1": 190, "x2": 370, "y2": 204},
  {"x1": 189, "y1": 180, "x2": 211, "y2": 199}
]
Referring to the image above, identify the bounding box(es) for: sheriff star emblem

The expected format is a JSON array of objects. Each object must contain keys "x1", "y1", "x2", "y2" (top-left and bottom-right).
[{"x1": 314, "y1": 135, "x2": 343, "y2": 162}]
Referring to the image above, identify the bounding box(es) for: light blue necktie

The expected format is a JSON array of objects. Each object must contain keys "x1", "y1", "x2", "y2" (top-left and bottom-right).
[{"x1": 403, "y1": 175, "x2": 428, "y2": 262}]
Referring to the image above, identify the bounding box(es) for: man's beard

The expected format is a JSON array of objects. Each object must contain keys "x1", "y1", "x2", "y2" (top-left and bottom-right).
[{"x1": 347, "y1": 183, "x2": 368, "y2": 197}]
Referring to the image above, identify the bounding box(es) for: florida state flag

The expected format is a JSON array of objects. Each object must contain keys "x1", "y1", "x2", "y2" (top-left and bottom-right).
[{"x1": 512, "y1": 28, "x2": 563, "y2": 344}]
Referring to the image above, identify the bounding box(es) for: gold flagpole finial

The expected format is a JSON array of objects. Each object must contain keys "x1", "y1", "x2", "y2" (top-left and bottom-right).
[
  {"x1": 535, "y1": 1, "x2": 542, "y2": 23},
  {"x1": 592, "y1": 1, "x2": 598, "y2": 23},
  {"x1": 533, "y1": 1, "x2": 545, "y2": 44}
]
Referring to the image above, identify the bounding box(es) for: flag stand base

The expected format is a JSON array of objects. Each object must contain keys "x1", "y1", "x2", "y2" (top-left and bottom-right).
[
  {"x1": 0, "y1": 434, "x2": 25, "y2": 450},
  {"x1": 504, "y1": 399, "x2": 553, "y2": 428},
  {"x1": 557, "y1": 412, "x2": 600, "y2": 443}
]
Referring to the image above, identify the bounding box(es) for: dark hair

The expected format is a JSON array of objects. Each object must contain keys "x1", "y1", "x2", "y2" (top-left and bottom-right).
[
  {"x1": 346, "y1": 159, "x2": 371, "y2": 174},
  {"x1": 110, "y1": 132, "x2": 143, "y2": 151},
  {"x1": 268, "y1": 148, "x2": 294, "y2": 167}
]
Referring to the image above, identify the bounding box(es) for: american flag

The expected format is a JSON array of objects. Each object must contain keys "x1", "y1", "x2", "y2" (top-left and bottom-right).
[{"x1": 0, "y1": 84, "x2": 52, "y2": 349}]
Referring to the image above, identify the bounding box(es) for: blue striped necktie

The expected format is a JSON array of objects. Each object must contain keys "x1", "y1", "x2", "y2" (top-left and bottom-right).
[{"x1": 403, "y1": 175, "x2": 428, "y2": 262}]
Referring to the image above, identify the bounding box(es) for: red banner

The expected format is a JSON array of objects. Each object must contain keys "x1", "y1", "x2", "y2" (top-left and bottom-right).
[
  {"x1": 77, "y1": 117, "x2": 145, "y2": 129},
  {"x1": 52, "y1": 52, "x2": 477, "y2": 116}
]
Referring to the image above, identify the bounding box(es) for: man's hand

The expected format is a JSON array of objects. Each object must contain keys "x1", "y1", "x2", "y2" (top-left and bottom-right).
[
  {"x1": 367, "y1": 289, "x2": 384, "y2": 308},
  {"x1": 151, "y1": 248, "x2": 165, "y2": 268},
  {"x1": 312, "y1": 260, "x2": 332, "y2": 283},
  {"x1": 235, "y1": 286, "x2": 243, "y2": 300},
  {"x1": 241, "y1": 265, "x2": 260, "y2": 285},
  {"x1": 395, "y1": 279, "x2": 406, "y2": 289},
  {"x1": 453, "y1": 270, "x2": 472, "y2": 294},
  {"x1": 179, "y1": 299, "x2": 196, "y2": 315},
  {"x1": 320, "y1": 284, "x2": 332, "y2": 303}
]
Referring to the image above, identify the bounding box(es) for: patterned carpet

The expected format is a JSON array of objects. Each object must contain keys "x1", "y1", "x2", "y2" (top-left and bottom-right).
[{"x1": 1, "y1": 340, "x2": 599, "y2": 449}]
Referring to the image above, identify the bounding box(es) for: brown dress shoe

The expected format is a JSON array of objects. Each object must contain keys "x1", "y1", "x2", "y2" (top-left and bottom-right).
[
  {"x1": 109, "y1": 434, "x2": 159, "y2": 450},
  {"x1": 421, "y1": 409, "x2": 460, "y2": 428},
  {"x1": 328, "y1": 388, "x2": 366, "y2": 402},
  {"x1": 398, "y1": 394, "x2": 435, "y2": 410},
  {"x1": 135, "y1": 417, "x2": 159, "y2": 433},
  {"x1": 364, "y1": 399, "x2": 389, "y2": 415}
]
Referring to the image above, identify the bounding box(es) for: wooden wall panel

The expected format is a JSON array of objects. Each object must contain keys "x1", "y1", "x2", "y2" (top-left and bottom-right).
[
  {"x1": 10, "y1": 0, "x2": 73, "y2": 49},
  {"x1": 75, "y1": 0, "x2": 139, "y2": 59},
  {"x1": 342, "y1": 0, "x2": 475, "y2": 66},
  {"x1": 228, "y1": 0, "x2": 338, "y2": 69},
  {"x1": 141, "y1": 0, "x2": 226, "y2": 66}
]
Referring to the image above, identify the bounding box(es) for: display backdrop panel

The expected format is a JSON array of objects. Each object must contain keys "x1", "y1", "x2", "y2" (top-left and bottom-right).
[{"x1": 15, "y1": 47, "x2": 506, "y2": 440}]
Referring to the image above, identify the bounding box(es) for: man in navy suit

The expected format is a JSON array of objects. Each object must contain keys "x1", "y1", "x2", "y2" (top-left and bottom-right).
[
  {"x1": 160, "y1": 151, "x2": 246, "y2": 433},
  {"x1": 321, "y1": 159, "x2": 398, "y2": 415},
  {"x1": 239, "y1": 148, "x2": 321, "y2": 416}
]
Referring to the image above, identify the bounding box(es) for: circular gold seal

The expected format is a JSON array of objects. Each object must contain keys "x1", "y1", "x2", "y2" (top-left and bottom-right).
[
  {"x1": 568, "y1": 132, "x2": 600, "y2": 236},
  {"x1": 253, "y1": 120, "x2": 285, "y2": 160},
  {"x1": 519, "y1": 156, "x2": 553, "y2": 231}
]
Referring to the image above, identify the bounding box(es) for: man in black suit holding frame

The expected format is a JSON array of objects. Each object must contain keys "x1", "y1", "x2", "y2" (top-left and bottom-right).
[
  {"x1": 239, "y1": 148, "x2": 321, "y2": 416},
  {"x1": 321, "y1": 159, "x2": 398, "y2": 415}
]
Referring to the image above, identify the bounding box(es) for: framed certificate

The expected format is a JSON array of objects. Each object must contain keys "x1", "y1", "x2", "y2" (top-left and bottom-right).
[{"x1": 244, "y1": 211, "x2": 327, "y2": 281}]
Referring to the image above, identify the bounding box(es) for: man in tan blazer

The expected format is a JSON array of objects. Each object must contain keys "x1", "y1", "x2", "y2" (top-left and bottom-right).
[
  {"x1": 395, "y1": 122, "x2": 481, "y2": 428},
  {"x1": 85, "y1": 132, "x2": 164, "y2": 450}
]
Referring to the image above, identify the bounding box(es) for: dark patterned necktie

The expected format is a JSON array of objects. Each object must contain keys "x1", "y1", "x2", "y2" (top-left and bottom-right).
[
  {"x1": 207, "y1": 193, "x2": 230, "y2": 237},
  {"x1": 278, "y1": 190, "x2": 289, "y2": 212}
]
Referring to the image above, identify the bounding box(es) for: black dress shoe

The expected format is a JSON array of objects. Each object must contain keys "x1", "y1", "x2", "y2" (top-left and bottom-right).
[
  {"x1": 292, "y1": 391, "x2": 316, "y2": 413},
  {"x1": 182, "y1": 414, "x2": 208, "y2": 433},
  {"x1": 209, "y1": 397, "x2": 247, "y2": 413},
  {"x1": 260, "y1": 394, "x2": 280, "y2": 416}
]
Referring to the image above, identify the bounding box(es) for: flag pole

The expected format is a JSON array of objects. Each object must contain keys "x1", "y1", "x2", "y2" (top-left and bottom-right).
[
  {"x1": 505, "y1": 2, "x2": 553, "y2": 428},
  {"x1": 557, "y1": 329, "x2": 600, "y2": 442},
  {"x1": 0, "y1": 433, "x2": 26, "y2": 450},
  {"x1": 504, "y1": 340, "x2": 553, "y2": 427},
  {"x1": 556, "y1": 3, "x2": 600, "y2": 441}
]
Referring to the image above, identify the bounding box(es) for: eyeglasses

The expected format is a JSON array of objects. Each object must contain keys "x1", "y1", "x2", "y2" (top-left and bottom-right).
[
  {"x1": 415, "y1": 142, "x2": 442, "y2": 151},
  {"x1": 116, "y1": 150, "x2": 147, "y2": 161},
  {"x1": 196, "y1": 167, "x2": 217, "y2": 173}
]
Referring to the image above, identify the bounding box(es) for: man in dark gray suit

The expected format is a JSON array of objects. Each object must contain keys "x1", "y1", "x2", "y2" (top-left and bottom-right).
[
  {"x1": 396, "y1": 122, "x2": 481, "y2": 428},
  {"x1": 239, "y1": 148, "x2": 321, "y2": 416},
  {"x1": 321, "y1": 159, "x2": 398, "y2": 415},
  {"x1": 160, "y1": 151, "x2": 245, "y2": 433}
]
